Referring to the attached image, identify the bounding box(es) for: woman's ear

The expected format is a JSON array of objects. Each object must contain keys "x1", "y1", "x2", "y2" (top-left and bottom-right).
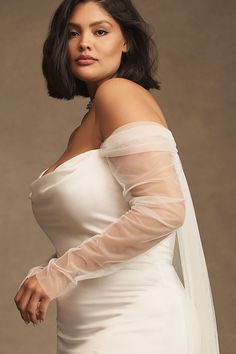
[{"x1": 122, "y1": 40, "x2": 129, "y2": 53}]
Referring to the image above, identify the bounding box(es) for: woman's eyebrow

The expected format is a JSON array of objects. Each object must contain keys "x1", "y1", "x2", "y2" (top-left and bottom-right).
[{"x1": 68, "y1": 20, "x2": 113, "y2": 28}]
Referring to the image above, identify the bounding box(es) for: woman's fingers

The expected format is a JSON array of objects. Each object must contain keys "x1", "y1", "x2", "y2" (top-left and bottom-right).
[
  {"x1": 14, "y1": 275, "x2": 51, "y2": 325},
  {"x1": 36, "y1": 297, "x2": 50, "y2": 322},
  {"x1": 27, "y1": 293, "x2": 41, "y2": 325},
  {"x1": 14, "y1": 279, "x2": 31, "y2": 323},
  {"x1": 15, "y1": 288, "x2": 32, "y2": 323}
]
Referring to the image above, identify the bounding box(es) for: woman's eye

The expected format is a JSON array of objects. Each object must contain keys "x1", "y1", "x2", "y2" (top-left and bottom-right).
[
  {"x1": 95, "y1": 30, "x2": 108, "y2": 36},
  {"x1": 68, "y1": 31, "x2": 78, "y2": 37},
  {"x1": 68, "y1": 30, "x2": 108, "y2": 38}
]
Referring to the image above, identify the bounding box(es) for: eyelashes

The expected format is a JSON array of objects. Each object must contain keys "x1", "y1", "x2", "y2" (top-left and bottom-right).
[
  {"x1": 68, "y1": 30, "x2": 109, "y2": 38},
  {"x1": 95, "y1": 30, "x2": 109, "y2": 36}
]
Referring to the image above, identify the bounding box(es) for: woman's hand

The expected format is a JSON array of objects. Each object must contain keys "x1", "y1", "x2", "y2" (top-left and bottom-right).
[{"x1": 14, "y1": 275, "x2": 51, "y2": 325}]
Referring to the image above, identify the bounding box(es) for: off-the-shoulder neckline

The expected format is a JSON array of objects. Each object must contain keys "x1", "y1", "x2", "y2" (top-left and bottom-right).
[
  {"x1": 36, "y1": 120, "x2": 172, "y2": 179},
  {"x1": 100, "y1": 120, "x2": 171, "y2": 147}
]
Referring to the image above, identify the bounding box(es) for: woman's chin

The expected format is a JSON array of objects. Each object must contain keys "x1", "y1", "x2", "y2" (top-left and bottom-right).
[{"x1": 73, "y1": 71, "x2": 107, "y2": 83}]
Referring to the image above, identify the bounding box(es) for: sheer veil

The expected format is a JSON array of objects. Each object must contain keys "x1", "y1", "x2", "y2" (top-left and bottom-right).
[{"x1": 173, "y1": 152, "x2": 220, "y2": 353}]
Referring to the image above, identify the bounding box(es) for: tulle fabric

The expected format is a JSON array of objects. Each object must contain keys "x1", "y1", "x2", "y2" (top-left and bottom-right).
[
  {"x1": 172, "y1": 158, "x2": 220, "y2": 353},
  {"x1": 20, "y1": 121, "x2": 220, "y2": 354}
]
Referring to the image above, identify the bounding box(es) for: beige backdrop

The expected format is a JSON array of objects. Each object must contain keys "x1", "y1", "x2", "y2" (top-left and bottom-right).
[{"x1": 1, "y1": 0, "x2": 235, "y2": 353}]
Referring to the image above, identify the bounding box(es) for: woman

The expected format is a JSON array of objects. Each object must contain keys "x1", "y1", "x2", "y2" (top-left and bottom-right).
[{"x1": 14, "y1": 1, "x2": 220, "y2": 353}]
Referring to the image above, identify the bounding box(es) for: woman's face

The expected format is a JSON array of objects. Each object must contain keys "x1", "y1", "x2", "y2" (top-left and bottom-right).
[{"x1": 67, "y1": 1, "x2": 128, "y2": 93}]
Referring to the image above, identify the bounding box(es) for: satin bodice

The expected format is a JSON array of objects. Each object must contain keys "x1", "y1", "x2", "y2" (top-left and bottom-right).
[{"x1": 29, "y1": 148, "x2": 176, "y2": 263}]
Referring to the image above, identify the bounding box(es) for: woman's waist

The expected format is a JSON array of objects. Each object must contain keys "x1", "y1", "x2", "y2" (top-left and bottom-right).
[
  {"x1": 56, "y1": 263, "x2": 184, "y2": 322},
  {"x1": 60, "y1": 262, "x2": 181, "y2": 302}
]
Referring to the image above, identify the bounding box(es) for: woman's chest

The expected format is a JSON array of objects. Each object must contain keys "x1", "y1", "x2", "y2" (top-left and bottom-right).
[
  {"x1": 67, "y1": 110, "x2": 101, "y2": 152},
  {"x1": 43, "y1": 109, "x2": 102, "y2": 175}
]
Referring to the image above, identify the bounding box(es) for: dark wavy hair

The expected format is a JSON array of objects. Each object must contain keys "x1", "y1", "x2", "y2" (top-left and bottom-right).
[{"x1": 42, "y1": 0, "x2": 161, "y2": 100}]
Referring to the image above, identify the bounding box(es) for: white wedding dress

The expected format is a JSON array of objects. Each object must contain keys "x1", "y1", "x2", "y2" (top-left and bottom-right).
[{"x1": 20, "y1": 121, "x2": 220, "y2": 354}]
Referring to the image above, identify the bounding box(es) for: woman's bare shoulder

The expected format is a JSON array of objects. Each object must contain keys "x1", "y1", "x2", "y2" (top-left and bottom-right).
[
  {"x1": 95, "y1": 78, "x2": 169, "y2": 141},
  {"x1": 95, "y1": 77, "x2": 153, "y2": 103}
]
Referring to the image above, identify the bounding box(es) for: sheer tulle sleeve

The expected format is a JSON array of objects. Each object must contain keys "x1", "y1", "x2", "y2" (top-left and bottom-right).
[
  {"x1": 17, "y1": 264, "x2": 46, "y2": 290},
  {"x1": 17, "y1": 253, "x2": 58, "y2": 290},
  {"x1": 33, "y1": 122, "x2": 185, "y2": 300}
]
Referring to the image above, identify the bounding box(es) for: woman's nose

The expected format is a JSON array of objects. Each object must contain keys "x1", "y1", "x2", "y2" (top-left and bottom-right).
[
  {"x1": 78, "y1": 33, "x2": 92, "y2": 51},
  {"x1": 79, "y1": 42, "x2": 91, "y2": 51}
]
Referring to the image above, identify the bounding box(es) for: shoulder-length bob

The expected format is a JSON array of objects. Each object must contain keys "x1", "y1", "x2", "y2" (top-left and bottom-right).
[{"x1": 42, "y1": 0, "x2": 161, "y2": 100}]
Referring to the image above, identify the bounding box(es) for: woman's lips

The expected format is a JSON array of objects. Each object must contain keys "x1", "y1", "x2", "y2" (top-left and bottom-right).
[{"x1": 76, "y1": 59, "x2": 97, "y2": 65}]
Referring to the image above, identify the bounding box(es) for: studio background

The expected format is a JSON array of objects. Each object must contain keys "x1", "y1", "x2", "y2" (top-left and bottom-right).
[{"x1": 0, "y1": 0, "x2": 235, "y2": 353}]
